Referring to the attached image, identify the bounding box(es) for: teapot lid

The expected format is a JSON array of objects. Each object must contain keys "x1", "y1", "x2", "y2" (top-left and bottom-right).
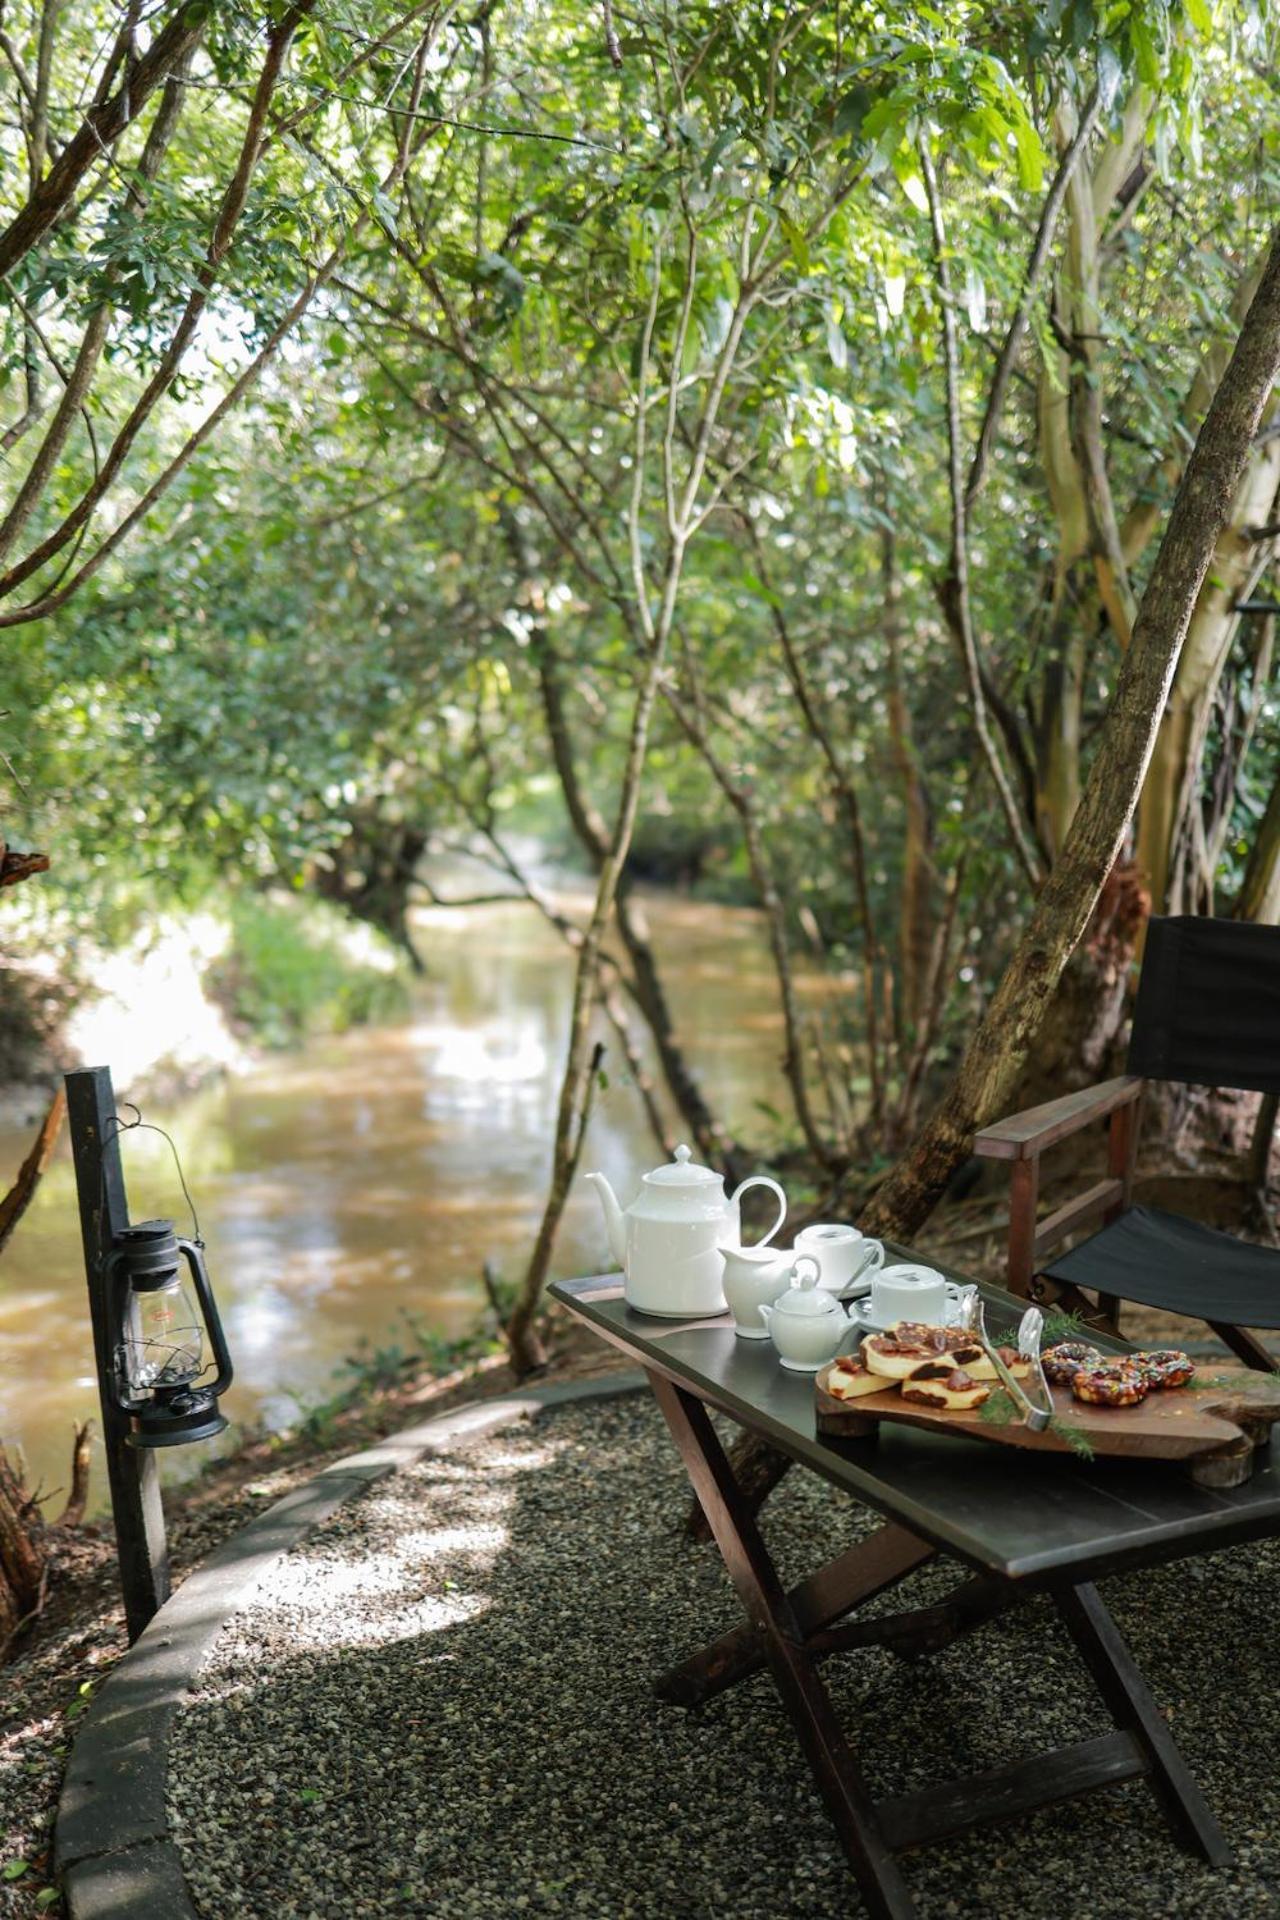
[
  {"x1": 643, "y1": 1144, "x2": 721, "y2": 1188},
  {"x1": 773, "y1": 1258, "x2": 837, "y2": 1316}
]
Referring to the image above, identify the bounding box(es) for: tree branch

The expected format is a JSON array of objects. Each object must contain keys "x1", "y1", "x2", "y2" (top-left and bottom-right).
[
  {"x1": 965, "y1": 82, "x2": 1103, "y2": 512},
  {"x1": 0, "y1": 0, "x2": 206, "y2": 282},
  {"x1": 922, "y1": 142, "x2": 1045, "y2": 891}
]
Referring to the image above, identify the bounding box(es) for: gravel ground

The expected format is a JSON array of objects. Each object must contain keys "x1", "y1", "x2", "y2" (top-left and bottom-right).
[{"x1": 169, "y1": 1393, "x2": 1280, "y2": 1920}]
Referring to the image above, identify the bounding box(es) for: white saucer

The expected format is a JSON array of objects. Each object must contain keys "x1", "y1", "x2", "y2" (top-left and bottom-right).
[{"x1": 843, "y1": 1283, "x2": 966, "y2": 1335}]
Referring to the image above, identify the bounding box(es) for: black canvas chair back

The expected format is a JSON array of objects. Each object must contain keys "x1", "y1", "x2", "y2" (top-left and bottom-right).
[{"x1": 1126, "y1": 915, "x2": 1280, "y2": 1097}]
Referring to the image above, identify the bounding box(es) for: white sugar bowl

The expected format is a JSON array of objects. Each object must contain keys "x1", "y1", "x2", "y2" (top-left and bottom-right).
[{"x1": 758, "y1": 1259, "x2": 855, "y2": 1373}]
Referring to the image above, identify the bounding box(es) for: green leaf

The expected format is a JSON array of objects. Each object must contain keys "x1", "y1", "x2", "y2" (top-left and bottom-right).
[
  {"x1": 3, "y1": 1861, "x2": 29, "y2": 1882},
  {"x1": 1130, "y1": 15, "x2": 1161, "y2": 86},
  {"x1": 1097, "y1": 41, "x2": 1124, "y2": 109},
  {"x1": 892, "y1": 149, "x2": 929, "y2": 214},
  {"x1": 778, "y1": 213, "x2": 810, "y2": 273},
  {"x1": 834, "y1": 83, "x2": 873, "y2": 142},
  {"x1": 1013, "y1": 118, "x2": 1044, "y2": 191}
]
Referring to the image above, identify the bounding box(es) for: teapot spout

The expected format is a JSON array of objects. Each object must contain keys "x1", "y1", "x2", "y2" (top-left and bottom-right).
[{"x1": 584, "y1": 1171, "x2": 627, "y2": 1268}]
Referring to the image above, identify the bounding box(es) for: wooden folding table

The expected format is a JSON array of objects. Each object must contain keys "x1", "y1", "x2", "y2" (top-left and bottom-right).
[{"x1": 551, "y1": 1271, "x2": 1280, "y2": 1920}]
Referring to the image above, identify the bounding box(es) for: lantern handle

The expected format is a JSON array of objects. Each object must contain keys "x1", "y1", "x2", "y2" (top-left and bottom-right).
[{"x1": 177, "y1": 1238, "x2": 234, "y2": 1397}]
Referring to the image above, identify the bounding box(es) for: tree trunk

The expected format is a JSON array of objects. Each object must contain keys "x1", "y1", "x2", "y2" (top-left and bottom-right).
[
  {"x1": 883, "y1": 526, "x2": 934, "y2": 1038},
  {"x1": 0, "y1": 1422, "x2": 94, "y2": 1658},
  {"x1": 0, "y1": 1449, "x2": 46, "y2": 1653},
  {"x1": 1238, "y1": 766, "x2": 1280, "y2": 925},
  {"x1": 314, "y1": 816, "x2": 428, "y2": 972},
  {"x1": 1135, "y1": 450, "x2": 1280, "y2": 912},
  {"x1": 707, "y1": 219, "x2": 1280, "y2": 1528},
  {"x1": 1031, "y1": 100, "x2": 1150, "y2": 855},
  {"x1": 1013, "y1": 859, "x2": 1149, "y2": 1100},
  {"x1": 523, "y1": 578, "x2": 737, "y2": 1171},
  {"x1": 0, "y1": 1087, "x2": 65, "y2": 1256},
  {"x1": 662, "y1": 663, "x2": 843, "y2": 1174},
  {"x1": 866, "y1": 223, "x2": 1280, "y2": 1236},
  {"x1": 737, "y1": 515, "x2": 887, "y2": 1133},
  {"x1": 1248, "y1": 1092, "x2": 1278, "y2": 1193},
  {"x1": 1033, "y1": 581, "x2": 1093, "y2": 858},
  {"x1": 57, "y1": 1423, "x2": 93, "y2": 1531}
]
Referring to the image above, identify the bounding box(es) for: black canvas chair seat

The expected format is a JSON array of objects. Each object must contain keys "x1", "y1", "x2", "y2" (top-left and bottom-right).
[
  {"x1": 979, "y1": 918, "x2": 1279, "y2": 1365},
  {"x1": 1046, "y1": 1204, "x2": 1280, "y2": 1330}
]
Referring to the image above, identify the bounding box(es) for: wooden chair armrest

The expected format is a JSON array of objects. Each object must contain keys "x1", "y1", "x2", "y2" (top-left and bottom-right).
[{"x1": 973, "y1": 1076, "x2": 1144, "y2": 1163}]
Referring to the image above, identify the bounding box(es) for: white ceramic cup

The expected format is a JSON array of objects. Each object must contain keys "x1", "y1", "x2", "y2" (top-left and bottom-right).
[
  {"x1": 793, "y1": 1222, "x2": 885, "y2": 1293},
  {"x1": 870, "y1": 1262, "x2": 950, "y2": 1327}
]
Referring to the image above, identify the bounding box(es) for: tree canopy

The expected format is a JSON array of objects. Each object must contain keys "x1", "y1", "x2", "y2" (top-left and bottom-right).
[{"x1": 3, "y1": 2, "x2": 1278, "y2": 1335}]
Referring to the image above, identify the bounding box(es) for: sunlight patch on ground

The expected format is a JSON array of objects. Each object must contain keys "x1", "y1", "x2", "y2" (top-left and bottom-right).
[{"x1": 392, "y1": 1523, "x2": 509, "y2": 1562}]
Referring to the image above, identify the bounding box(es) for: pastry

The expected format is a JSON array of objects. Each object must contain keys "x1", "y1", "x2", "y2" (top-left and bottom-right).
[
  {"x1": 1071, "y1": 1363, "x2": 1148, "y2": 1408},
  {"x1": 864, "y1": 1325, "x2": 983, "y2": 1379},
  {"x1": 875, "y1": 1320, "x2": 1028, "y2": 1382},
  {"x1": 1129, "y1": 1349, "x2": 1195, "y2": 1390},
  {"x1": 891, "y1": 1322, "x2": 980, "y2": 1356},
  {"x1": 863, "y1": 1333, "x2": 935, "y2": 1379},
  {"x1": 1042, "y1": 1340, "x2": 1102, "y2": 1384},
  {"x1": 825, "y1": 1356, "x2": 889, "y2": 1401},
  {"x1": 901, "y1": 1368, "x2": 990, "y2": 1411},
  {"x1": 965, "y1": 1345, "x2": 1032, "y2": 1383}
]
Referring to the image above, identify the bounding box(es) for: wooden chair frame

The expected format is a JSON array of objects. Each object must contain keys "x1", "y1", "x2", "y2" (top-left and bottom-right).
[{"x1": 974, "y1": 1075, "x2": 1273, "y2": 1370}]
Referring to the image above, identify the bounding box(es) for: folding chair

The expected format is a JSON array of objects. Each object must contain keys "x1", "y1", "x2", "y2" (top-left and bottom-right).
[{"x1": 975, "y1": 915, "x2": 1280, "y2": 1370}]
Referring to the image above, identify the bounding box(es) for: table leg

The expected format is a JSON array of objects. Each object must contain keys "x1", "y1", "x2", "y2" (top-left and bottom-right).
[
  {"x1": 1054, "y1": 1581, "x2": 1232, "y2": 1866},
  {"x1": 808, "y1": 1572, "x2": 1023, "y2": 1662},
  {"x1": 656, "y1": 1520, "x2": 934, "y2": 1707},
  {"x1": 648, "y1": 1370, "x2": 917, "y2": 1920}
]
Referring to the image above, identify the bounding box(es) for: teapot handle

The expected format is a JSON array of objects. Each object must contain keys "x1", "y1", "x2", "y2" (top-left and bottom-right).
[{"x1": 728, "y1": 1174, "x2": 786, "y2": 1249}]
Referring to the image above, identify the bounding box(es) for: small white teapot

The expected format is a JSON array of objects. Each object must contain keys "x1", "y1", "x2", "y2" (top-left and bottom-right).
[
  {"x1": 758, "y1": 1259, "x2": 856, "y2": 1373},
  {"x1": 585, "y1": 1146, "x2": 786, "y2": 1319}
]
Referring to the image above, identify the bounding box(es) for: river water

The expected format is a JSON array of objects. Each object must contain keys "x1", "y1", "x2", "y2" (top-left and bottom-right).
[{"x1": 0, "y1": 890, "x2": 836, "y2": 1509}]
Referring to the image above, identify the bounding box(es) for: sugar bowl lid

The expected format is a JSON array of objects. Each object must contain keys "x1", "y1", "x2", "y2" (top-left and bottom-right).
[{"x1": 771, "y1": 1257, "x2": 836, "y2": 1316}]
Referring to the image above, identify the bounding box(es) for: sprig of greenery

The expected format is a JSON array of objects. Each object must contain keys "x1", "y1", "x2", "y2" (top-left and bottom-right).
[
  {"x1": 1039, "y1": 1308, "x2": 1092, "y2": 1345},
  {"x1": 977, "y1": 1383, "x2": 1094, "y2": 1458},
  {"x1": 977, "y1": 1386, "x2": 1018, "y2": 1428},
  {"x1": 989, "y1": 1308, "x2": 1092, "y2": 1351},
  {"x1": 1049, "y1": 1416, "x2": 1095, "y2": 1461}
]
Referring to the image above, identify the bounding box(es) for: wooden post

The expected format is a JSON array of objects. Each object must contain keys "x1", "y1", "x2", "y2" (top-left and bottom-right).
[
  {"x1": 1106, "y1": 1085, "x2": 1144, "y2": 1217},
  {"x1": 65, "y1": 1067, "x2": 170, "y2": 1641},
  {"x1": 1006, "y1": 1156, "x2": 1039, "y2": 1297}
]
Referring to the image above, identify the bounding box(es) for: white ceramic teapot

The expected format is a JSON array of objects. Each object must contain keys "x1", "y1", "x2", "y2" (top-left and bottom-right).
[
  {"x1": 585, "y1": 1146, "x2": 786, "y2": 1318},
  {"x1": 758, "y1": 1259, "x2": 856, "y2": 1373}
]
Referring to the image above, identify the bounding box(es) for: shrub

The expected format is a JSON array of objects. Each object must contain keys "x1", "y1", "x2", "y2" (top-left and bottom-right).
[{"x1": 212, "y1": 893, "x2": 408, "y2": 1048}]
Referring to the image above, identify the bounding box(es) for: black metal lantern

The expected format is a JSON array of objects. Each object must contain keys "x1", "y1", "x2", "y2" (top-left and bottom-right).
[{"x1": 106, "y1": 1219, "x2": 234, "y2": 1447}]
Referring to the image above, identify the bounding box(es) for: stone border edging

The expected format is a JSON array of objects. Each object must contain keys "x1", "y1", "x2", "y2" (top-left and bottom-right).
[{"x1": 54, "y1": 1371, "x2": 648, "y2": 1920}]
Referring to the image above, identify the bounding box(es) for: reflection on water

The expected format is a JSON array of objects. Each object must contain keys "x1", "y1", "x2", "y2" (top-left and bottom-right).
[{"x1": 0, "y1": 891, "x2": 837, "y2": 1507}]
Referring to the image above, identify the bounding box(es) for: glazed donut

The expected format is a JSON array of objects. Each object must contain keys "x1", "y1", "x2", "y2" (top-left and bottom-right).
[
  {"x1": 1041, "y1": 1340, "x2": 1102, "y2": 1385},
  {"x1": 1071, "y1": 1363, "x2": 1148, "y2": 1408},
  {"x1": 1130, "y1": 1349, "x2": 1195, "y2": 1390}
]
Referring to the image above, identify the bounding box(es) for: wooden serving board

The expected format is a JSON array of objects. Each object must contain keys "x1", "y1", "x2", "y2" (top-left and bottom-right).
[{"x1": 815, "y1": 1362, "x2": 1280, "y2": 1488}]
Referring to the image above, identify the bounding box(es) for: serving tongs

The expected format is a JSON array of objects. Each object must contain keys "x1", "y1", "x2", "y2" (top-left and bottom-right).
[{"x1": 957, "y1": 1287, "x2": 1054, "y2": 1433}]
